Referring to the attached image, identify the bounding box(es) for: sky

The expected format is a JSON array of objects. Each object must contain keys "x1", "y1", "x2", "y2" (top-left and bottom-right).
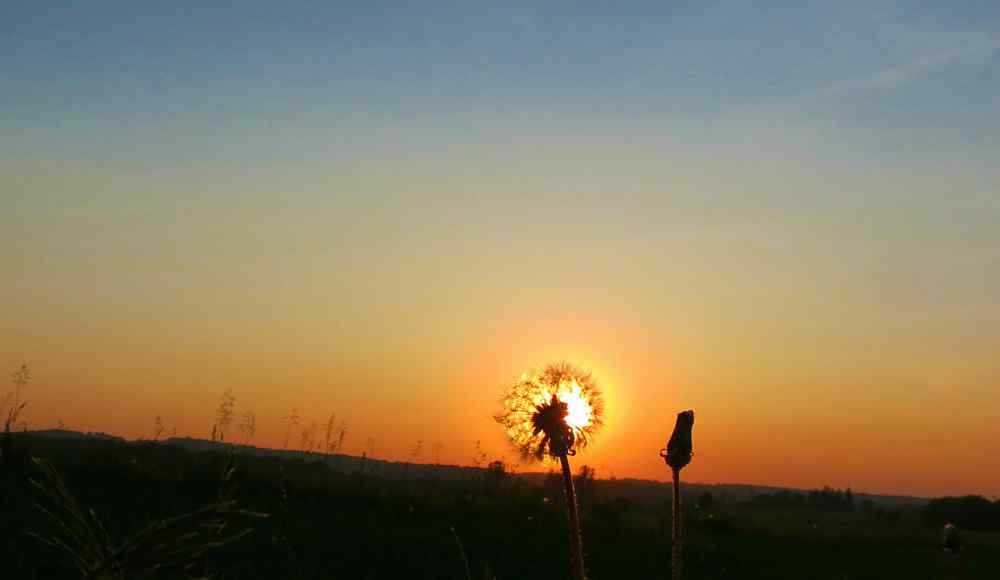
[{"x1": 3, "y1": 1, "x2": 999, "y2": 498}]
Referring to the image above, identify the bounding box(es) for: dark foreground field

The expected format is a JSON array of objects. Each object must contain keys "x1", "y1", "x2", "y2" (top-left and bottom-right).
[{"x1": 2, "y1": 434, "x2": 997, "y2": 579}]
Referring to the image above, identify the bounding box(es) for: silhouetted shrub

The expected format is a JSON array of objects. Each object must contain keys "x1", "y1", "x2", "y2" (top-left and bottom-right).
[{"x1": 922, "y1": 496, "x2": 1000, "y2": 531}]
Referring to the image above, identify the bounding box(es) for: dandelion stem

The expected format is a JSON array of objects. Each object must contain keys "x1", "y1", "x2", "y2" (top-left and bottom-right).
[
  {"x1": 559, "y1": 452, "x2": 586, "y2": 580},
  {"x1": 671, "y1": 466, "x2": 682, "y2": 580}
]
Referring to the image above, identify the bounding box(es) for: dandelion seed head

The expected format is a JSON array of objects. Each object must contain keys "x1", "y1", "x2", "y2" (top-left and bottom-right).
[{"x1": 495, "y1": 362, "x2": 605, "y2": 462}]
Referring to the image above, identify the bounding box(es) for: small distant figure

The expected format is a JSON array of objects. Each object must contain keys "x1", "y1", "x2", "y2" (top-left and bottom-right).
[{"x1": 942, "y1": 523, "x2": 962, "y2": 553}]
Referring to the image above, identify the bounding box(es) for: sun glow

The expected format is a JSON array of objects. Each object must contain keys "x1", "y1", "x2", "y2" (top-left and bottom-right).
[{"x1": 538, "y1": 381, "x2": 593, "y2": 432}]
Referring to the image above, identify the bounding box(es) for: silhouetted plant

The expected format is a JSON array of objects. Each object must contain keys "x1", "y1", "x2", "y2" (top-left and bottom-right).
[
  {"x1": 451, "y1": 525, "x2": 473, "y2": 580},
  {"x1": 322, "y1": 411, "x2": 348, "y2": 466},
  {"x1": 495, "y1": 362, "x2": 605, "y2": 580},
  {"x1": 27, "y1": 457, "x2": 266, "y2": 579},
  {"x1": 922, "y1": 495, "x2": 1000, "y2": 530},
  {"x1": 661, "y1": 410, "x2": 695, "y2": 580},
  {"x1": 240, "y1": 409, "x2": 257, "y2": 445},
  {"x1": 282, "y1": 407, "x2": 299, "y2": 450},
  {"x1": 575, "y1": 465, "x2": 596, "y2": 512},
  {"x1": 3, "y1": 363, "x2": 30, "y2": 428},
  {"x1": 2, "y1": 363, "x2": 31, "y2": 462},
  {"x1": 211, "y1": 389, "x2": 237, "y2": 443},
  {"x1": 151, "y1": 415, "x2": 164, "y2": 442},
  {"x1": 472, "y1": 440, "x2": 488, "y2": 469},
  {"x1": 300, "y1": 420, "x2": 318, "y2": 454}
]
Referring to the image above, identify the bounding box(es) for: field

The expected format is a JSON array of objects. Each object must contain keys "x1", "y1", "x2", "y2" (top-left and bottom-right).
[{"x1": 2, "y1": 432, "x2": 998, "y2": 579}]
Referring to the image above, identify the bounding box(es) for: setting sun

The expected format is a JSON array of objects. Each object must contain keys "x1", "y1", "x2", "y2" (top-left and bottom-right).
[{"x1": 540, "y1": 381, "x2": 593, "y2": 432}]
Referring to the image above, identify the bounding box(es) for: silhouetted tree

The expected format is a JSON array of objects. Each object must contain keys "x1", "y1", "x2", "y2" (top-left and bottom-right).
[
  {"x1": 923, "y1": 496, "x2": 1000, "y2": 531},
  {"x1": 485, "y1": 459, "x2": 509, "y2": 487}
]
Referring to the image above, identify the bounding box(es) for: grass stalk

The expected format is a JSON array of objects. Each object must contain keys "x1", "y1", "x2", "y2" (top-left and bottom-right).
[{"x1": 451, "y1": 525, "x2": 473, "y2": 580}]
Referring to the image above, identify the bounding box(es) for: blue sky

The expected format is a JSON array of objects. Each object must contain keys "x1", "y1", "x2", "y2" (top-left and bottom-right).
[{"x1": 4, "y1": 1, "x2": 999, "y2": 163}]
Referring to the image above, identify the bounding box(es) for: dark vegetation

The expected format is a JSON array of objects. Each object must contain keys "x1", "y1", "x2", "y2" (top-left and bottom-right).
[
  {"x1": 923, "y1": 496, "x2": 1000, "y2": 531},
  {"x1": 2, "y1": 432, "x2": 999, "y2": 579}
]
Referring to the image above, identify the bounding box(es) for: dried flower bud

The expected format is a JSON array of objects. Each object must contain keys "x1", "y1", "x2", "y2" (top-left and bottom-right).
[{"x1": 661, "y1": 410, "x2": 694, "y2": 471}]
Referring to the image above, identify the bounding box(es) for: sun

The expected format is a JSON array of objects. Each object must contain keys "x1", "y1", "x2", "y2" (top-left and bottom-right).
[{"x1": 544, "y1": 380, "x2": 593, "y2": 432}]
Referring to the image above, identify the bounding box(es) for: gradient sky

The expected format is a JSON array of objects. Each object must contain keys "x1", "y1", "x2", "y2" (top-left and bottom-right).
[{"x1": 3, "y1": 2, "x2": 999, "y2": 498}]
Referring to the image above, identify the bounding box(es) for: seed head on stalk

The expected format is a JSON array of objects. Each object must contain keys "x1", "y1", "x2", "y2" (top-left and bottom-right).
[
  {"x1": 495, "y1": 362, "x2": 604, "y2": 462},
  {"x1": 660, "y1": 410, "x2": 695, "y2": 580},
  {"x1": 494, "y1": 362, "x2": 604, "y2": 580}
]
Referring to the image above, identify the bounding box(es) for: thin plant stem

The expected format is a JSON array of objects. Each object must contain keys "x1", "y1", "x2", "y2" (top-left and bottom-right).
[
  {"x1": 559, "y1": 453, "x2": 586, "y2": 580},
  {"x1": 672, "y1": 466, "x2": 682, "y2": 580},
  {"x1": 450, "y1": 526, "x2": 472, "y2": 580}
]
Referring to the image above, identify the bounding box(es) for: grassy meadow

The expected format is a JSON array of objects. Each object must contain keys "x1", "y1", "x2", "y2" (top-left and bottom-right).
[{"x1": 1, "y1": 432, "x2": 997, "y2": 579}]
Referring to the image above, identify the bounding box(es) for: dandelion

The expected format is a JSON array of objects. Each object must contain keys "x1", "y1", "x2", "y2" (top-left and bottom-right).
[
  {"x1": 495, "y1": 362, "x2": 604, "y2": 580},
  {"x1": 660, "y1": 410, "x2": 695, "y2": 580}
]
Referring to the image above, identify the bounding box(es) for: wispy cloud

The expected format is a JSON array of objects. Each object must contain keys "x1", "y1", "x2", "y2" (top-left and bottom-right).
[
  {"x1": 817, "y1": 29, "x2": 1000, "y2": 98},
  {"x1": 713, "y1": 18, "x2": 1000, "y2": 141}
]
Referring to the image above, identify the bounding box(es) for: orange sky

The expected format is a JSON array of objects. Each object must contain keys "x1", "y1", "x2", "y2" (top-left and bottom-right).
[
  {"x1": 6, "y1": 241, "x2": 999, "y2": 499},
  {"x1": 4, "y1": 4, "x2": 1000, "y2": 498}
]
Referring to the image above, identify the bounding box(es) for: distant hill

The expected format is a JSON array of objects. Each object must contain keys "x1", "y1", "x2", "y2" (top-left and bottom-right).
[
  {"x1": 24, "y1": 429, "x2": 126, "y2": 443},
  {"x1": 20, "y1": 430, "x2": 928, "y2": 507},
  {"x1": 160, "y1": 435, "x2": 487, "y2": 481}
]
